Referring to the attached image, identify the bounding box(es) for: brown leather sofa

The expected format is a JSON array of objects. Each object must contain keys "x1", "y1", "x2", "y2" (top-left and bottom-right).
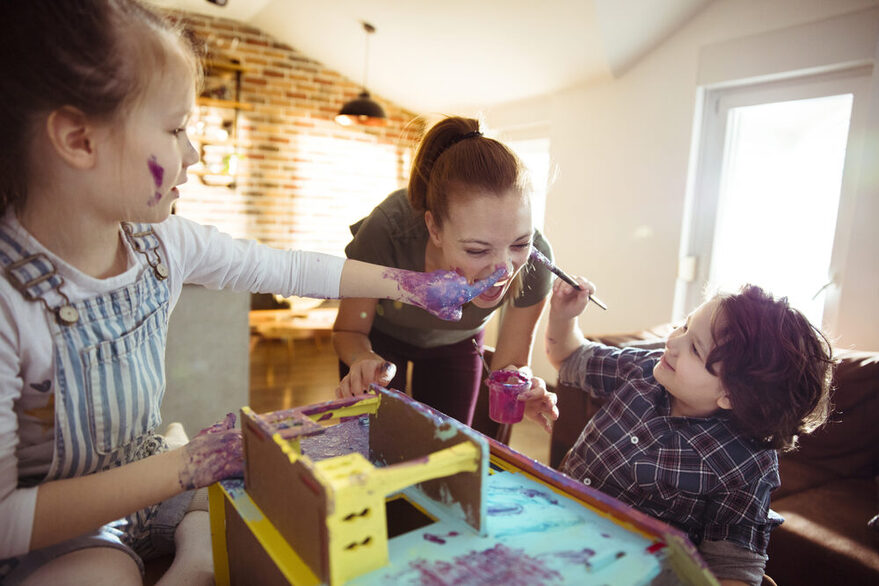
[{"x1": 549, "y1": 328, "x2": 879, "y2": 585}]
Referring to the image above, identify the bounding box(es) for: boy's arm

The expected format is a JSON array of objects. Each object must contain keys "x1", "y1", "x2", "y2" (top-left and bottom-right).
[
  {"x1": 545, "y1": 276, "x2": 595, "y2": 368},
  {"x1": 699, "y1": 539, "x2": 767, "y2": 586}
]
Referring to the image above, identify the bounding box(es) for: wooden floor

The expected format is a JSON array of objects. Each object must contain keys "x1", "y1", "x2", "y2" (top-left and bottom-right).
[{"x1": 248, "y1": 337, "x2": 551, "y2": 464}]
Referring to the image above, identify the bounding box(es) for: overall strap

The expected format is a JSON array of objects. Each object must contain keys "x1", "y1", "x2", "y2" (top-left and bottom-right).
[
  {"x1": 0, "y1": 228, "x2": 79, "y2": 324},
  {"x1": 122, "y1": 222, "x2": 169, "y2": 280}
]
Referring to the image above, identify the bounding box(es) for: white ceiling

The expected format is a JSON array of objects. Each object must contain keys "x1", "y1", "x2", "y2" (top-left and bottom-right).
[{"x1": 150, "y1": 0, "x2": 714, "y2": 114}]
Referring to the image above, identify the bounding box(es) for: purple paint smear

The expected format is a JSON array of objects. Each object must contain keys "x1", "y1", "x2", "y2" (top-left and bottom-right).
[
  {"x1": 300, "y1": 415, "x2": 370, "y2": 461},
  {"x1": 147, "y1": 156, "x2": 164, "y2": 207},
  {"x1": 423, "y1": 530, "x2": 461, "y2": 544},
  {"x1": 396, "y1": 544, "x2": 562, "y2": 585},
  {"x1": 148, "y1": 155, "x2": 164, "y2": 186},
  {"x1": 385, "y1": 265, "x2": 507, "y2": 321},
  {"x1": 179, "y1": 412, "x2": 243, "y2": 490},
  {"x1": 550, "y1": 547, "x2": 596, "y2": 565}
]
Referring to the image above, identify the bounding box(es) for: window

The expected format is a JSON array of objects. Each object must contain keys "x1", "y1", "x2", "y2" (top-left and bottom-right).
[
  {"x1": 677, "y1": 66, "x2": 871, "y2": 332},
  {"x1": 505, "y1": 137, "x2": 551, "y2": 232}
]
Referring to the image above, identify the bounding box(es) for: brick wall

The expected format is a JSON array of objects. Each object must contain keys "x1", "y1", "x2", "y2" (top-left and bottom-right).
[{"x1": 174, "y1": 12, "x2": 424, "y2": 256}]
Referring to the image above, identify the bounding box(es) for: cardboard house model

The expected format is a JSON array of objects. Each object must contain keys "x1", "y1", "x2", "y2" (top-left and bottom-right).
[{"x1": 210, "y1": 386, "x2": 717, "y2": 585}]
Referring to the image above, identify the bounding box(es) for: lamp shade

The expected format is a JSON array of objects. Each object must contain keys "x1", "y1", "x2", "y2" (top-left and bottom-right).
[{"x1": 335, "y1": 91, "x2": 387, "y2": 126}]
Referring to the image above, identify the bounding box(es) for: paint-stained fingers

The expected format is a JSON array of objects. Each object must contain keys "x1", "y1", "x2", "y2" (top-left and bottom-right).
[
  {"x1": 194, "y1": 412, "x2": 237, "y2": 438},
  {"x1": 179, "y1": 427, "x2": 243, "y2": 489},
  {"x1": 334, "y1": 383, "x2": 346, "y2": 399},
  {"x1": 335, "y1": 372, "x2": 357, "y2": 398},
  {"x1": 375, "y1": 361, "x2": 396, "y2": 387},
  {"x1": 337, "y1": 359, "x2": 385, "y2": 397},
  {"x1": 520, "y1": 379, "x2": 558, "y2": 434}
]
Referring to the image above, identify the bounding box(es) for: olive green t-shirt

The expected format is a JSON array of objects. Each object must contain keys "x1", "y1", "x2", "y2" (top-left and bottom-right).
[{"x1": 344, "y1": 189, "x2": 554, "y2": 348}]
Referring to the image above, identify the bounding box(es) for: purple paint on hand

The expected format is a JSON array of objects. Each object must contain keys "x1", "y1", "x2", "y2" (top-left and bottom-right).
[
  {"x1": 179, "y1": 412, "x2": 243, "y2": 490},
  {"x1": 387, "y1": 265, "x2": 507, "y2": 321}
]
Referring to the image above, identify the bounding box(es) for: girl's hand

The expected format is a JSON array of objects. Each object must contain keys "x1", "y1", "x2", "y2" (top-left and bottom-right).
[
  {"x1": 518, "y1": 375, "x2": 559, "y2": 434},
  {"x1": 178, "y1": 413, "x2": 243, "y2": 490},
  {"x1": 392, "y1": 265, "x2": 507, "y2": 321},
  {"x1": 549, "y1": 275, "x2": 596, "y2": 321},
  {"x1": 335, "y1": 359, "x2": 396, "y2": 398}
]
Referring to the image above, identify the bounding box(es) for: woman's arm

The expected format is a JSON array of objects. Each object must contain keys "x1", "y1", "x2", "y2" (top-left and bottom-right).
[
  {"x1": 490, "y1": 300, "x2": 562, "y2": 432},
  {"x1": 332, "y1": 297, "x2": 395, "y2": 396},
  {"x1": 489, "y1": 300, "x2": 547, "y2": 371}
]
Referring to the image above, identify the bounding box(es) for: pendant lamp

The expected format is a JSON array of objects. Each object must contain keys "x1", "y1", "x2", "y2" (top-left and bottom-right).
[{"x1": 336, "y1": 21, "x2": 387, "y2": 127}]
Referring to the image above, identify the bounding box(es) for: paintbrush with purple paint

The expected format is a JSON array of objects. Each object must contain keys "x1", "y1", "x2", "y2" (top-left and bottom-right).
[{"x1": 530, "y1": 248, "x2": 607, "y2": 310}]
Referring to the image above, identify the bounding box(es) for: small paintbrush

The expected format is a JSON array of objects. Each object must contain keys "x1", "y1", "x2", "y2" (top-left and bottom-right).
[
  {"x1": 530, "y1": 248, "x2": 608, "y2": 310},
  {"x1": 472, "y1": 339, "x2": 492, "y2": 376}
]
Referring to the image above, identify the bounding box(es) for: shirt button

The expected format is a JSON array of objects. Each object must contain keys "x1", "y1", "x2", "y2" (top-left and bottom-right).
[
  {"x1": 630, "y1": 435, "x2": 639, "y2": 445},
  {"x1": 583, "y1": 478, "x2": 592, "y2": 486}
]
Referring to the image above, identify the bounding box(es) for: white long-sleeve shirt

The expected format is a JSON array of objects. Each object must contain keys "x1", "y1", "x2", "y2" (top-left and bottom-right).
[{"x1": 0, "y1": 213, "x2": 344, "y2": 557}]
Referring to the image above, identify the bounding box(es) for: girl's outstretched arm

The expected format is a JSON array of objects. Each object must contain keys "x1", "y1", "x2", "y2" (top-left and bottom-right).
[{"x1": 340, "y1": 260, "x2": 506, "y2": 321}]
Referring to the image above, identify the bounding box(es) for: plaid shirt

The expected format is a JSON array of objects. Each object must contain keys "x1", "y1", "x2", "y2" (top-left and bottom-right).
[{"x1": 559, "y1": 343, "x2": 782, "y2": 554}]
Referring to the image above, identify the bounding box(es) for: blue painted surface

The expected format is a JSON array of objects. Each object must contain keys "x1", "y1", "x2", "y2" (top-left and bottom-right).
[
  {"x1": 347, "y1": 467, "x2": 662, "y2": 585},
  {"x1": 230, "y1": 392, "x2": 665, "y2": 585}
]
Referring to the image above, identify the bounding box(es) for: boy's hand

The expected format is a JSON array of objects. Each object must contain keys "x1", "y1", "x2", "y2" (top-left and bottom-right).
[
  {"x1": 518, "y1": 375, "x2": 559, "y2": 434},
  {"x1": 393, "y1": 265, "x2": 507, "y2": 321},
  {"x1": 178, "y1": 413, "x2": 243, "y2": 490},
  {"x1": 549, "y1": 275, "x2": 596, "y2": 321}
]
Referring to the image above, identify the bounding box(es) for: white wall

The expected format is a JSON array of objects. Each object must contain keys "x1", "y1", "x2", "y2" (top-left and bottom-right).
[
  {"x1": 164, "y1": 285, "x2": 250, "y2": 434},
  {"x1": 486, "y1": 0, "x2": 879, "y2": 381}
]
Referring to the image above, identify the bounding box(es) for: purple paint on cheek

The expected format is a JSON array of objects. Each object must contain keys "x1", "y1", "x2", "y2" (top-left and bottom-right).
[
  {"x1": 147, "y1": 156, "x2": 165, "y2": 207},
  {"x1": 148, "y1": 155, "x2": 164, "y2": 187}
]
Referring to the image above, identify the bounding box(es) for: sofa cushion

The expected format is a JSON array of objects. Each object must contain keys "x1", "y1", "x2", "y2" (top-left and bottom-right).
[
  {"x1": 766, "y1": 477, "x2": 879, "y2": 585},
  {"x1": 772, "y1": 457, "x2": 840, "y2": 500},
  {"x1": 785, "y1": 349, "x2": 879, "y2": 479},
  {"x1": 586, "y1": 323, "x2": 675, "y2": 348}
]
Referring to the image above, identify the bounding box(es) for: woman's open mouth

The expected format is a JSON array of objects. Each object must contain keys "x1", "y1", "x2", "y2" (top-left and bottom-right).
[{"x1": 477, "y1": 280, "x2": 508, "y2": 303}]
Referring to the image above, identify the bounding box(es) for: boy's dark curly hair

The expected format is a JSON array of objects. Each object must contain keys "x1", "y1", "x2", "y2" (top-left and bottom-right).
[{"x1": 704, "y1": 285, "x2": 835, "y2": 451}]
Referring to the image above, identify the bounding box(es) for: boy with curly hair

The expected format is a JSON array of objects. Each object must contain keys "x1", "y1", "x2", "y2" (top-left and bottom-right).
[{"x1": 546, "y1": 281, "x2": 834, "y2": 585}]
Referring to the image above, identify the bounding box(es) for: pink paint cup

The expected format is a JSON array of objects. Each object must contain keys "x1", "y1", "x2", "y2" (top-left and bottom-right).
[{"x1": 487, "y1": 370, "x2": 530, "y2": 424}]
